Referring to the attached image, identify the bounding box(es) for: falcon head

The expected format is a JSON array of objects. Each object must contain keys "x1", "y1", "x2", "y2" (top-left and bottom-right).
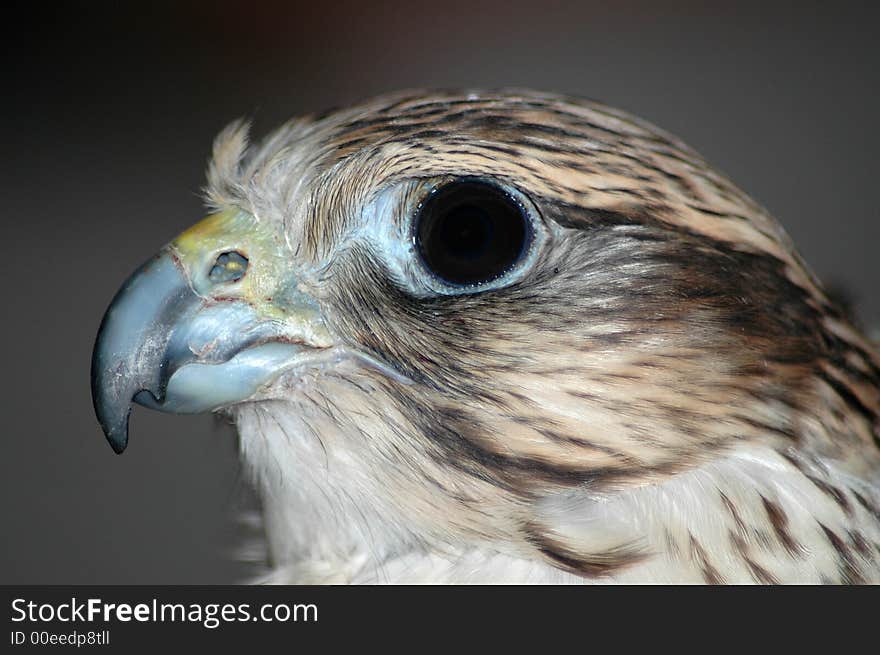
[{"x1": 92, "y1": 90, "x2": 880, "y2": 583}]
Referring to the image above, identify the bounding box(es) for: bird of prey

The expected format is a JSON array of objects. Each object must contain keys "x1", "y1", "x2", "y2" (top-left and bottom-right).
[{"x1": 92, "y1": 90, "x2": 880, "y2": 584}]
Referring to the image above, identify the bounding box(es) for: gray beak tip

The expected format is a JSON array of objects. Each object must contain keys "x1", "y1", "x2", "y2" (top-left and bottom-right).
[{"x1": 91, "y1": 251, "x2": 196, "y2": 455}]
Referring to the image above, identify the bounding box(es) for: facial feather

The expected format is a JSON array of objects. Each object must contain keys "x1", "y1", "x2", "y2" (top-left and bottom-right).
[{"x1": 203, "y1": 89, "x2": 880, "y2": 583}]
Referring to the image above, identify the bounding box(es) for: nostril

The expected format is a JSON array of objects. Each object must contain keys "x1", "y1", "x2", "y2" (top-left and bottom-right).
[{"x1": 208, "y1": 251, "x2": 249, "y2": 284}]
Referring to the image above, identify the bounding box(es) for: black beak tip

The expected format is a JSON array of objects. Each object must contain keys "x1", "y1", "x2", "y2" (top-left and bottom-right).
[
  {"x1": 91, "y1": 360, "x2": 131, "y2": 454},
  {"x1": 98, "y1": 412, "x2": 130, "y2": 455},
  {"x1": 107, "y1": 429, "x2": 129, "y2": 455}
]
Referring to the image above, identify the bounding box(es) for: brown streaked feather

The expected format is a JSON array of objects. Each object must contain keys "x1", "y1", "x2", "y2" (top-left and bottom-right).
[{"x1": 208, "y1": 90, "x2": 880, "y2": 583}]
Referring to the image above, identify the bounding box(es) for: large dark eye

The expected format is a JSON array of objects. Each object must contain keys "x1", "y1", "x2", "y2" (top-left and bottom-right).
[{"x1": 414, "y1": 179, "x2": 533, "y2": 286}]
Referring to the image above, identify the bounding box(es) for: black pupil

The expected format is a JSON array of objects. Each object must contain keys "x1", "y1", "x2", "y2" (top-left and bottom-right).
[{"x1": 415, "y1": 181, "x2": 530, "y2": 286}]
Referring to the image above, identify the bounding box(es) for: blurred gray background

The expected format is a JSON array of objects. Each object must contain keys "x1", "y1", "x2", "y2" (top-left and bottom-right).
[{"x1": 3, "y1": 1, "x2": 878, "y2": 583}]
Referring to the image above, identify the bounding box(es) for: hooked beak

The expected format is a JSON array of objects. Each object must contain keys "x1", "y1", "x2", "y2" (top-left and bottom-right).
[{"x1": 91, "y1": 210, "x2": 334, "y2": 453}]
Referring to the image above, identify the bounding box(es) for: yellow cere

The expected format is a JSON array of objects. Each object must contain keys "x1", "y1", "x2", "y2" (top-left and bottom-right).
[
  {"x1": 169, "y1": 209, "x2": 289, "y2": 308},
  {"x1": 168, "y1": 209, "x2": 334, "y2": 347}
]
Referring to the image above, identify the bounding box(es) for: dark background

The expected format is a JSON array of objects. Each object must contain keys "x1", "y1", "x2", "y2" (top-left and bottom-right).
[{"x1": 3, "y1": 2, "x2": 878, "y2": 583}]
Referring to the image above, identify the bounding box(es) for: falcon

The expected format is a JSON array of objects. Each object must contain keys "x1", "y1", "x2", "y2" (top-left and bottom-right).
[{"x1": 92, "y1": 90, "x2": 880, "y2": 583}]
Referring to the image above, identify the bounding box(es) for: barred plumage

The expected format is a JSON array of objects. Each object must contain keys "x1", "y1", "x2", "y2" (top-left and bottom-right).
[{"x1": 94, "y1": 89, "x2": 880, "y2": 583}]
